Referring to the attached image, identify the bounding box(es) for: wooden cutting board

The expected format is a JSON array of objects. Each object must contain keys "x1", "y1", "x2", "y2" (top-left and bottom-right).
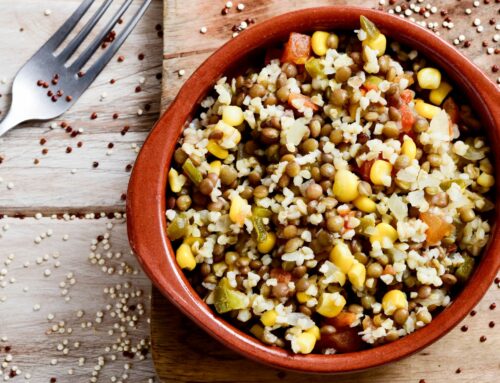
[{"x1": 153, "y1": 1, "x2": 500, "y2": 382}]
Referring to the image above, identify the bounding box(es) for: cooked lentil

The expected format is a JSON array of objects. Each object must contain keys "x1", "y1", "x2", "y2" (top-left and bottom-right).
[{"x1": 166, "y1": 17, "x2": 495, "y2": 355}]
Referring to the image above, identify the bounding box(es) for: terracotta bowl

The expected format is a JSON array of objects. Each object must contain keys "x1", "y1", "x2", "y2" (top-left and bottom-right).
[{"x1": 127, "y1": 6, "x2": 500, "y2": 373}]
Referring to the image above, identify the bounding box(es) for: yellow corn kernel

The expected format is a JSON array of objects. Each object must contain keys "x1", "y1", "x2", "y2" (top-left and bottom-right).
[
  {"x1": 229, "y1": 194, "x2": 252, "y2": 226},
  {"x1": 429, "y1": 81, "x2": 452, "y2": 105},
  {"x1": 208, "y1": 160, "x2": 222, "y2": 175},
  {"x1": 417, "y1": 67, "x2": 441, "y2": 89},
  {"x1": 207, "y1": 140, "x2": 229, "y2": 159},
  {"x1": 401, "y1": 137, "x2": 417, "y2": 161},
  {"x1": 311, "y1": 31, "x2": 330, "y2": 56},
  {"x1": 370, "y1": 222, "x2": 398, "y2": 248},
  {"x1": 183, "y1": 237, "x2": 204, "y2": 247},
  {"x1": 414, "y1": 99, "x2": 441, "y2": 119},
  {"x1": 348, "y1": 261, "x2": 366, "y2": 289},
  {"x1": 257, "y1": 232, "x2": 277, "y2": 254},
  {"x1": 222, "y1": 105, "x2": 245, "y2": 126},
  {"x1": 330, "y1": 242, "x2": 355, "y2": 273},
  {"x1": 477, "y1": 172, "x2": 495, "y2": 188},
  {"x1": 260, "y1": 309, "x2": 278, "y2": 327},
  {"x1": 363, "y1": 33, "x2": 387, "y2": 56},
  {"x1": 353, "y1": 196, "x2": 377, "y2": 213},
  {"x1": 294, "y1": 332, "x2": 317, "y2": 354},
  {"x1": 316, "y1": 292, "x2": 346, "y2": 318},
  {"x1": 296, "y1": 292, "x2": 311, "y2": 304},
  {"x1": 370, "y1": 160, "x2": 393, "y2": 186},
  {"x1": 382, "y1": 289, "x2": 408, "y2": 315},
  {"x1": 250, "y1": 324, "x2": 264, "y2": 339},
  {"x1": 307, "y1": 325, "x2": 321, "y2": 341},
  {"x1": 168, "y1": 168, "x2": 187, "y2": 193},
  {"x1": 175, "y1": 243, "x2": 196, "y2": 271},
  {"x1": 212, "y1": 261, "x2": 227, "y2": 276},
  {"x1": 333, "y1": 169, "x2": 359, "y2": 202},
  {"x1": 216, "y1": 120, "x2": 242, "y2": 149}
]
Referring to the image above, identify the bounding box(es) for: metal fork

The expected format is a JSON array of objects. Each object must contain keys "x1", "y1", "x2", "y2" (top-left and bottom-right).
[{"x1": 0, "y1": 0, "x2": 152, "y2": 137}]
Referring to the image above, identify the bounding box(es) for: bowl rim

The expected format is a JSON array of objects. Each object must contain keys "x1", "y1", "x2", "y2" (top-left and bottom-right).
[{"x1": 127, "y1": 6, "x2": 500, "y2": 374}]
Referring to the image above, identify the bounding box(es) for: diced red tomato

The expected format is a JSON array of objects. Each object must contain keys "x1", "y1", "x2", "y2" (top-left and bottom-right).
[
  {"x1": 317, "y1": 327, "x2": 365, "y2": 353},
  {"x1": 420, "y1": 212, "x2": 454, "y2": 245},
  {"x1": 269, "y1": 268, "x2": 292, "y2": 284},
  {"x1": 288, "y1": 93, "x2": 319, "y2": 111},
  {"x1": 281, "y1": 32, "x2": 311, "y2": 65},
  {"x1": 264, "y1": 47, "x2": 282, "y2": 65},
  {"x1": 325, "y1": 312, "x2": 357, "y2": 329},
  {"x1": 400, "y1": 103, "x2": 415, "y2": 133},
  {"x1": 400, "y1": 89, "x2": 414, "y2": 104},
  {"x1": 443, "y1": 97, "x2": 459, "y2": 124}
]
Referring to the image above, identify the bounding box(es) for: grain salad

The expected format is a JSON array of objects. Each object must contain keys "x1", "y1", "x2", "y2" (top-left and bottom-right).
[{"x1": 165, "y1": 17, "x2": 495, "y2": 354}]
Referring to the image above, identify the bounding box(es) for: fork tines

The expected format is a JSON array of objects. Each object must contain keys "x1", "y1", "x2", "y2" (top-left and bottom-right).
[{"x1": 46, "y1": 0, "x2": 152, "y2": 84}]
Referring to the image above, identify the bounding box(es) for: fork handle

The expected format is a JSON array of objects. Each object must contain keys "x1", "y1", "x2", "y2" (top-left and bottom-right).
[{"x1": 0, "y1": 109, "x2": 25, "y2": 137}]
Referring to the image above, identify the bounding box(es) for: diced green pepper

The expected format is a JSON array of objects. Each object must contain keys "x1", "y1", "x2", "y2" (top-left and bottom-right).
[
  {"x1": 252, "y1": 206, "x2": 272, "y2": 218},
  {"x1": 305, "y1": 57, "x2": 326, "y2": 79},
  {"x1": 252, "y1": 216, "x2": 268, "y2": 243},
  {"x1": 360, "y1": 16, "x2": 380, "y2": 40},
  {"x1": 213, "y1": 278, "x2": 249, "y2": 314},
  {"x1": 456, "y1": 255, "x2": 475, "y2": 283},
  {"x1": 166, "y1": 214, "x2": 189, "y2": 241},
  {"x1": 182, "y1": 158, "x2": 203, "y2": 185}
]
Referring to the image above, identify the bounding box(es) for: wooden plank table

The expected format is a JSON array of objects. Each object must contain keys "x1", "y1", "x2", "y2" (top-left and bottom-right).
[
  {"x1": 0, "y1": 0, "x2": 163, "y2": 381},
  {"x1": 0, "y1": 0, "x2": 498, "y2": 382},
  {"x1": 153, "y1": 0, "x2": 500, "y2": 382}
]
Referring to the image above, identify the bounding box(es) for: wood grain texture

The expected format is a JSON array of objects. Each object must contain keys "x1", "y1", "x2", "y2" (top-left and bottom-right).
[
  {"x1": 0, "y1": 1, "x2": 163, "y2": 381},
  {"x1": 154, "y1": 0, "x2": 500, "y2": 382},
  {"x1": 0, "y1": 0, "x2": 163, "y2": 213},
  {"x1": 0, "y1": 217, "x2": 156, "y2": 382}
]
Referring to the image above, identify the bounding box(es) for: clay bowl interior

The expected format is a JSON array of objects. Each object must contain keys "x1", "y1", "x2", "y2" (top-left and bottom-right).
[{"x1": 127, "y1": 6, "x2": 500, "y2": 374}]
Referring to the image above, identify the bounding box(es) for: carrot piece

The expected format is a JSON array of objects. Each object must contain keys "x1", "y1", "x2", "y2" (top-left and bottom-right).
[
  {"x1": 420, "y1": 212, "x2": 454, "y2": 245},
  {"x1": 362, "y1": 83, "x2": 378, "y2": 92},
  {"x1": 288, "y1": 93, "x2": 319, "y2": 111},
  {"x1": 326, "y1": 312, "x2": 357, "y2": 329},
  {"x1": 400, "y1": 103, "x2": 415, "y2": 133},
  {"x1": 400, "y1": 89, "x2": 414, "y2": 104},
  {"x1": 281, "y1": 32, "x2": 311, "y2": 65}
]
